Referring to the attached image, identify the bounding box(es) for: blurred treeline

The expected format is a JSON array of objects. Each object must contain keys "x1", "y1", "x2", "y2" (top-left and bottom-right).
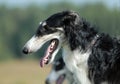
[{"x1": 0, "y1": 3, "x2": 120, "y2": 61}]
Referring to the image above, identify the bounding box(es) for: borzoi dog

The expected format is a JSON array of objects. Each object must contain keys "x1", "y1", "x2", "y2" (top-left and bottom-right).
[
  {"x1": 23, "y1": 10, "x2": 120, "y2": 84},
  {"x1": 45, "y1": 57, "x2": 76, "y2": 84}
]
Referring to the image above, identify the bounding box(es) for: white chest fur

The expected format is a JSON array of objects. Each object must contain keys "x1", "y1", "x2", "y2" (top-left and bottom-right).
[
  {"x1": 62, "y1": 45, "x2": 91, "y2": 84},
  {"x1": 62, "y1": 45, "x2": 90, "y2": 72}
]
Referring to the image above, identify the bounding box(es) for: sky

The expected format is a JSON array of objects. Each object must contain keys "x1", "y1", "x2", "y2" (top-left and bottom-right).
[{"x1": 0, "y1": 0, "x2": 119, "y2": 9}]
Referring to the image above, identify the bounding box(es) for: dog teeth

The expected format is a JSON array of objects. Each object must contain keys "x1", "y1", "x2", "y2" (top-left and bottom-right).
[
  {"x1": 44, "y1": 59, "x2": 48, "y2": 61},
  {"x1": 51, "y1": 41, "x2": 56, "y2": 46}
]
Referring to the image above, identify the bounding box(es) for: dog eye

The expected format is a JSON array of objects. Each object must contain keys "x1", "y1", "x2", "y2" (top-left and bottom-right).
[
  {"x1": 44, "y1": 25, "x2": 49, "y2": 30},
  {"x1": 55, "y1": 62, "x2": 60, "y2": 66}
]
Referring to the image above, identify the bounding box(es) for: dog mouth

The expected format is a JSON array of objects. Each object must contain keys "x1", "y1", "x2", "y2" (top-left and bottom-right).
[
  {"x1": 40, "y1": 39, "x2": 59, "y2": 67},
  {"x1": 56, "y1": 74, "x2": 65, "y2": 84}
]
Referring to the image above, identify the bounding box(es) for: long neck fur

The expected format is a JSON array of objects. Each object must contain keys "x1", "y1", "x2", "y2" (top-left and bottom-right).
[{"x1": 64, "y1": 19, "x2": 98, "y2": 51}]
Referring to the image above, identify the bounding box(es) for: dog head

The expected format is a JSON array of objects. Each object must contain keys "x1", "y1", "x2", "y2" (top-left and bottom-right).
[
  {"x1": 22, "y1": 10, "x2": 81, "y2": 67},
  {"x1": 45, "y1": 57, "x2": 66, "y2": 84}
]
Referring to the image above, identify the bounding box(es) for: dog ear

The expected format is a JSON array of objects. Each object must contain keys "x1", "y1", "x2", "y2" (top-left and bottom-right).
[
  {"x1": 62, "y1": 11, "x2": 81, "y2": 50},
  {"x1": 62, "y1": 11, "x2": 80, "y2": 25}
]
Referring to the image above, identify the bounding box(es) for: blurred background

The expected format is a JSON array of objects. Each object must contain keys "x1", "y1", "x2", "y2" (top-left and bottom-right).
[{"x1": 0, "y1": 0, "x2": 119, "y2": 84}]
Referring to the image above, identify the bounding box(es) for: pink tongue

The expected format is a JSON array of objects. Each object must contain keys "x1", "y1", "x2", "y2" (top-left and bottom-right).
[
  {"x1": 40, "y1": 41, "x2": 56, "y2": 67},
  {"x1": 56, "y1": 75, "x2": 65, "y2": 84}
]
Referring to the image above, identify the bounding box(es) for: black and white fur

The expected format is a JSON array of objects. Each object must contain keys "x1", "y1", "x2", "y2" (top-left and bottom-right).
[
  {"x1": 45, "y1": 57, "x2": 76, "y2": 84},
  {"x1": 23, "y1": 10, "x2": 120, "y2": 84}
]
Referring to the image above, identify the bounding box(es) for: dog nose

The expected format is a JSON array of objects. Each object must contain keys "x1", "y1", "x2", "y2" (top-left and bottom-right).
[
  {"x1": 22, "y1": 47, "x2": 29, "y2": 54},
  {"x1": 45, "y1": 79, "x2": 50, "y2": 84}
]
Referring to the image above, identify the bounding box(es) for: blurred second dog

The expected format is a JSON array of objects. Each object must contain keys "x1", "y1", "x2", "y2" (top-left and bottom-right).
[{"x1": 45, "y1": 57, "x2": 76, "y2": 84}]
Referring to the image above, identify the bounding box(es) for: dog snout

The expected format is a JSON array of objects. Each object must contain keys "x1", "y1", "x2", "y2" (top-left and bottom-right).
[
  {"x1": 45, "y1": 79, "x2": 50, "y2": 84},
  {"x1": 22, "y1": 47, "x2": 29, "y2": 54}
]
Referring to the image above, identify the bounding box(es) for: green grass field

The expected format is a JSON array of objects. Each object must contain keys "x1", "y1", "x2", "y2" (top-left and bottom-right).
[{"x1": 0, "y1": 60, "x2": 51, "y2": 84}]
